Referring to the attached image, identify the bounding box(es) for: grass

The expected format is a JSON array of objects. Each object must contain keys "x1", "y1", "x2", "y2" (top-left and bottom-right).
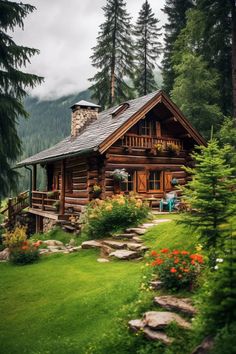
[{"x1": 0, "y1": 214, "x2": 199, "y2": 354}]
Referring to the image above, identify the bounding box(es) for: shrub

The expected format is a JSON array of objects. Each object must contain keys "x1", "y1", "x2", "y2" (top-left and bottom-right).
[
  {"x1": 147, "y1": 248, "x2": 204, "y2": 290},
  {"x1": 3, "y1": 226, "x2": 40, "y2": 265},
  {"x1": 83, "y1": 194, "x2": 149, "y2": 238}
]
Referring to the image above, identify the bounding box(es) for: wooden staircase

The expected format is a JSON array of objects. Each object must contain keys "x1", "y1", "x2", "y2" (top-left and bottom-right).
[{"x1": 1, "y1": 191, "x2": 30, "y2": 222}]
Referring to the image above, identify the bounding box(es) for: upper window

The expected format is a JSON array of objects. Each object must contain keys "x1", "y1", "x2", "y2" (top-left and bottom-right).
[
  {"x1": 149, "y1": 171, "x2": 162, "y2": 191},
  {"x1": 140, "y1": 120, "x2": 151, "y2": 136}
]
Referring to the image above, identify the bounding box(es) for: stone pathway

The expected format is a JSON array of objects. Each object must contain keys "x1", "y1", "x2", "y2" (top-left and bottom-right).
[
  {"x1": 80, "y1": 218, "x2": 172, "y2": 261},
  {"x1": 129, "y1": 294, "x2": 196, "y2": 345}
]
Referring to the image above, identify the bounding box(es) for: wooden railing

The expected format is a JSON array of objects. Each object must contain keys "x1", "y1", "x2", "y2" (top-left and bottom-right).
[
  {"x1": 1, "y1": 191, "x2": 29, "y2": 220},
  {"x1": 122, "y1": 134, "x2": 183, "y2": 150},
  {"x1": 31, "y1": 191, "x2": 60, "y2": 213}
]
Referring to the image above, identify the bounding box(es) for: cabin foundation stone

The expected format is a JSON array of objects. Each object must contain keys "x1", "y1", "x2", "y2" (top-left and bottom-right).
[{"x1": 43, "y1": 217, "x2": 57, "y2": 233}]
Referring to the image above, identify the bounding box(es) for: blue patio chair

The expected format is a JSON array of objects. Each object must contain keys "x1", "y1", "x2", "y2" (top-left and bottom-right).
[{"x1": 159, "y1": 192, "x2": 177, "y2": 212}]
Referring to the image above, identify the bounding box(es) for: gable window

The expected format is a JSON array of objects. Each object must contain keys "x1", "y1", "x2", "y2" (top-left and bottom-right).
[
  {"x1": 140, "y1": 120, "x2": 151, "y2": 136},
  {"x1": 148, "y1": 171, "x2": 162, "y2": 191},
  {"x1": 121, "y1": 171, "x2": 135, "y2": 192}
]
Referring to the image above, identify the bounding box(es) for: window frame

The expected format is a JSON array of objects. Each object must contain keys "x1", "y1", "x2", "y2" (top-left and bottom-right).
[
  {"x1": 148, "y1": 170, "x2": 163, "y2": 192},
  {"x1": 121, "y1": 171, "x2": 136, "y2": 193}
]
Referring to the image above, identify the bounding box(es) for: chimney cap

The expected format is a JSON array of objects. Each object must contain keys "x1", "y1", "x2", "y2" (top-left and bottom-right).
[{"x1": 70, "y1": 100, "x2": 101, "y2": 110}]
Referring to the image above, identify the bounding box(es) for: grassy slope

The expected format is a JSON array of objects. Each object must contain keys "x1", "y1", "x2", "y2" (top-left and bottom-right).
[{"x1": 0, "y1": 215, "x2": 198, "y2": 354}]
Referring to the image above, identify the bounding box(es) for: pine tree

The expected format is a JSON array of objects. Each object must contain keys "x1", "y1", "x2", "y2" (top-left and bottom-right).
[
  {"x1": 180, "y1": 140, "x2": 235, "y2": 262},
  {"x1": 161, "y1": 0, "x2": 193, "y2": 94},
  {"x1": 0, "y1": 1, "x2": 43, "y2": 199},
  {"x1": 133, "y1": 0, "x2": 162, "y2": 96},
  {"x1": 89, "y1": 0, "x2": 134, "y2": 108},
  {"x1": 171, "y1": 52, "x2": 223, "y2": 138}
]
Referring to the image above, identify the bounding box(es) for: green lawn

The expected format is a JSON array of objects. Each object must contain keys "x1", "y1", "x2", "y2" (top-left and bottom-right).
[{"x1": 0, "y1": 215, "x2": 198, "y2": 354}]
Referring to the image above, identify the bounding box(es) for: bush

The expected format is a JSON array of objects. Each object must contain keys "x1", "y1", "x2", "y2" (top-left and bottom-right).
[
  {"x1": 83, "y1": 194, "x2": 149, "y2": 238},
  {"x1": 147, "y1": 248, "x2": 204, "y2": 291},
  {"x1": 3, "y1": 226, "x2": 40, "y2": 265}
]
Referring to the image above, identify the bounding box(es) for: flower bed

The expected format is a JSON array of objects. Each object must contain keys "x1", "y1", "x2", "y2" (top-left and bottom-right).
[{"x1": 147, "y1": 248, "x2": 204, "y2": 290}]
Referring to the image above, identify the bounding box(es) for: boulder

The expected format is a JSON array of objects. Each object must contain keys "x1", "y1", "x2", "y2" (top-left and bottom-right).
[
  {"x1": 128, "y1": 319, "x2": 145, "y2": 332},
  {"x1": 143, "y1": 311, "x2": 191, "y2": 330},
  {"x1": 143, "y1": 328, "x2": 173, "y2": 345},
  {"x1": 126, "y1": 242, "x2": 144, "y2": 251},
  {"x1": 97, "y1": 258, "x2": 110, "y2": 263},
  {"x1": 126, "y1": 228, "x2": 147, "y2": 235},
  {"x1": 100, "y1": 245, "x2": 113, "y2": 257},
  {"x1": 44, "y1": 240, "x2": 64, "y2": 247},
  {"x1": 154, "y1": 296, "x2": 197, "y2": 316},
  {"x1": 39, "y1": 249, "x2": 49, "y2": 254},
  {"x1": 102, "y1": 240, "x2": 126, "y2": 249},
  {"x1": 113, "y1": 233, "x2": 136, "y2": 240},
  {"x1": 81, "y1": 240, "x2": 103, "y2": 249},
  {"x1": 0, "y1": 248, "x2": 10, "y2": 261},
  {"x1": 109, "y1": 249, "x2": 139, "y2": 260},
  {"x1": 47, "y1": 245, "x2": 66, "y2": 251}
]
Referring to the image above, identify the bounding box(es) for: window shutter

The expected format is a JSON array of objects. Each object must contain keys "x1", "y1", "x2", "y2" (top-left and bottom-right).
[
  {"x1": 137, "y1": 171, "x2": 147, "y2": 192},
  {"x1": 164, "y1": 172, "x2": 172, "y2": 191}
]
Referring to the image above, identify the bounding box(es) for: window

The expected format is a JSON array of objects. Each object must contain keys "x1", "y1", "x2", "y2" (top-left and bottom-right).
[
  {"x1": 148, "y1": 171, "x2": 162, "y2": 191},
  {"x1": 140, "y1": 120, "x2": 151, "y2": 136},
  {"x1": 121, "y1": 171, "x2": 135, "y2": 192}
]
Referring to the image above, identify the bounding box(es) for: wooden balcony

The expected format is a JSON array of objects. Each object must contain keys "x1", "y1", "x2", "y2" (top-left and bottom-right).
[
  {"x1": 121, "y1": 134, "x2": 183, "y2": 150},
  {"x1": 31, "y1": 191, "x2": 60, "y2": 213}
]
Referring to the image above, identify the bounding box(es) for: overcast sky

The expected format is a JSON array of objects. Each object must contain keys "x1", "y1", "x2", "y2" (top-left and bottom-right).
[{"x1": 13, "y1": 0, "x2": 166, "y2": 99}]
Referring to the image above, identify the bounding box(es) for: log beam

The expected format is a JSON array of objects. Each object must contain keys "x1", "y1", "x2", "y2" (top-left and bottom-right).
[{"x1": 60, "y1": 160, "x2": 65, "y2": 215}]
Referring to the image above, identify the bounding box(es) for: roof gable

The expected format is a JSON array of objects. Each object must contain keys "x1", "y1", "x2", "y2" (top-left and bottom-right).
[{"x1": 17, "y1": 90, "x2": 206, "y2": 167}]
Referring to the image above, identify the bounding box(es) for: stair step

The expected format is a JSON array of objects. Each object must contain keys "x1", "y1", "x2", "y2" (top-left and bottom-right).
[
  {"x1": 113, "y1": 233, "x2": 136, "y2": 240},
  {"x1": 126, "y1": 228, "x2": 147, "y2": 235}
]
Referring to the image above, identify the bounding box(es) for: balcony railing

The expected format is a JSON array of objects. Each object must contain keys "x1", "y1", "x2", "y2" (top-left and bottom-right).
[
  {"x1": 121, "y1": 134, "x2": 183, "y2": 150},
  {"x1": 31, "y1": 191, "x2": 60, "y2": 213}
]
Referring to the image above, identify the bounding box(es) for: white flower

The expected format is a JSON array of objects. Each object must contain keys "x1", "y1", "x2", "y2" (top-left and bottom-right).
[
  {"x1": 214, "y1": 265, "x2": 219, "y2": 270},
  {"x1": 216, "y1": 258, "x2": 223, "y2": 263}
]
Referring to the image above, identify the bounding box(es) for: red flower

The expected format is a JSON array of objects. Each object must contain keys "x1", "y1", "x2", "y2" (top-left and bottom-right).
[
  {"x1": 183, "y1": 268, "x2": 189, "y2": 273},
  {"x1": 170, "y1": 267, "x2": 177, "y2": 273},
  {"x1": 174, "y1": 258, "x2": 179, "y2": 264},
  {"x1": 161, "y1": 248, "x2": 169, "y2": 253},
  {"x1": 150, "y1": 250, "x2": 158, "y2": 257},
  {"x1": 181, "y1": 251, "x2": 189, "y2": 255},
  {"x1": 21, "y1": 246, "x2": 28, "y2": 251},
  {"x1": 172, "y1": 250, "x2": 179, "y2": 255},
  {"x1": 191, "y1": 260, "x2": 195, "y2": 265}
]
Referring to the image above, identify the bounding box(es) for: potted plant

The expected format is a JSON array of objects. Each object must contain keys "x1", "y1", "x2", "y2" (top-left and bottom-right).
[
  {"x1": 153, "y1": 142, "x2": 164, "y2": 153},
  {"x1": 92, "y1": 184, "x2": 102, "y2": 198},
  {"x1": 110, "y1": 169, "x2": 128, "y2": 194},
  {"x1": 166, "y1": 143, "x2": 181, "y2": 156}
]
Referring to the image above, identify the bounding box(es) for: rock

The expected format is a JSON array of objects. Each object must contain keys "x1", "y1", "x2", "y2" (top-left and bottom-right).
[
  {"x1": 191, "y1": 336, "x2": 214, "y2": 354},
  {"x1": 132, "y1": 236, "x2": 143, "y2": 243},
  {"x1": 39, "y1": 249, "x2": 49, "y2": 254},
  {"x1": 103, "y1": 240, "x2": 126, "y2": 249},
  {"x1": 143, "y1": 328, "x2": 173, "y2": 345},
  {"x1": 0, "y1": 248, "x2": 10, "y2": 261},
  {"x1": 140, "y1": 223, "x2": 156, "y2": 228},
  {"x1": 101, "y1": 245, "x2": 113, "y2": 257},
  {"x1": 71, "y1": 246, "x2": 81, "y2": 252},
  {"x1": 126, "y1": 242, "x2": 144, "y2": 251},
  {"x1": 150, "y1": 280, "x2": 163, "y2": 290},
  {"x1": 81, "y1": 240, "x2": 103, "y2": 249},
  {"x1": 44, "y1": 240, "x2": 64, "y2": 247},
  {"x1": 109, "y1": 249, "x2": 139, "y2": 260},
  {"x1": 47, "y1": 245, "x2": 66, "y2": 251},
  {"x1": 97, "y1": 258, "x2": 110, "y2": 263},
  {"x1": 113, "y1": 233, "x2": 136, "y2": 240},
  {"x1": 143, "y1": 311, "x2": 191, "y2": 330},
  {"x1": 128, "y1": 319, "x2": 145, "y2": 332},
  {"x1": 154, "y1": 296, "x2": 197, "y2": 316},
  {"x1": 126, "y1": 228, "x2": 147, "y2": 235}
]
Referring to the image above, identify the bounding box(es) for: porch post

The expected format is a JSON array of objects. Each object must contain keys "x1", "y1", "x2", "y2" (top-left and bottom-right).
[
  {"x1": 60, "y1": 160, "x2": 65, "y2": 215},
  {"x1": 32, "y1": 164, "x2": 37, "y2": 191}
]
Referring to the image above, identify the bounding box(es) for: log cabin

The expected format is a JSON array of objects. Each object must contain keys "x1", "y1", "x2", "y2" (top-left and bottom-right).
[{"x1": 18, "y1": 90, "x2": 206, "y2": 231}]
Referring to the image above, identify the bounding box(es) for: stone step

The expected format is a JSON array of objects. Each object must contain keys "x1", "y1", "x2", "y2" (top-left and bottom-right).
[
  {"x1": 126, "y1": 228, "x2": 147, "y2": 235},
  {"x1": 113, "y1": 233, "x2": 136, "y2": 240},
  {"x1": 81, "y1": 240, "x2": 103, "y2": 249},
  {"x1": 132, "y1": 236, "x2": 143, "y2": 243},
  {"x1": 109, "y1": 249, "x2": 140, "y2": 260},
  {"x1": 143, "y1": 311, "x2": 191, "y2": 330},
  {"x1": 125, "y1": 243, "x2": 149, "y2": 252},
  {"x1": 102, "y1": 240, "x2": 126, "y2": 249},
  {"x1": 154, "y1": 296, "x2": 196, "y2": 316},
  {"x1": 63, "y1": 225, "x2": 76, "y2": 232},
  {"x1": 143, "y1": 328, "x2": 173, "y2": 345}
]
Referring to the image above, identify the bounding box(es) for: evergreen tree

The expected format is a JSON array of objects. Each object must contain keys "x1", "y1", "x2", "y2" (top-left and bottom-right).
[
  {"x1": 171, "y1": 53, "x2": 223, "y2": 138},
  {"x1": 89, "y1": 0, "x2": 134, "y2": 108},
  {"x1": 180, "y1": 140, "x2": 235, "y2": 262},
  {"x1": 0, "y1": 1, "x2": 43, "y2": 199},
  {"x1": 133, "y1": 0, "x2": 162, "y2": 96},
  {"x1": 161, "y1": 0, "x2": 193, "y2": 94}
]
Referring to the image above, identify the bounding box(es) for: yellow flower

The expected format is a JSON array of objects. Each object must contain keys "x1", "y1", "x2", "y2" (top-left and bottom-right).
[{"x1": 105, "y1": 204, "x2": 113, "y2": 211}]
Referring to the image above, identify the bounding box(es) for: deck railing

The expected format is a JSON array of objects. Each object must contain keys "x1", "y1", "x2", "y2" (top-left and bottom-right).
[
  {"x1": 121, "y1": 134, "x2": 183, "y2": 150},
  {"x1": 31, "y1": 191, "x2": 60, "y2": 213}
]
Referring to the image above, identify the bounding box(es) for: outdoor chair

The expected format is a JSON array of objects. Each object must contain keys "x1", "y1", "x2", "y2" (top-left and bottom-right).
[{"x1": 159, "y1": 191, "x2": 177, "y2": 212}]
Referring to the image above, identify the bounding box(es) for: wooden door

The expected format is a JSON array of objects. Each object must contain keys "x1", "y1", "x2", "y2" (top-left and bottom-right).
[
  {"x1": 164, "y1": 172, "x2": 172, "y2": 191},
  {"x1": 137, "y1": 171, "x2": 147, "y2": 193}
]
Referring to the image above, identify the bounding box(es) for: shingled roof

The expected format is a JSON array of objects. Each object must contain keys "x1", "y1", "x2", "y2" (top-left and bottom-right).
[{"x1": 17, "y1": 90, "x2": 206, "y2": 167}]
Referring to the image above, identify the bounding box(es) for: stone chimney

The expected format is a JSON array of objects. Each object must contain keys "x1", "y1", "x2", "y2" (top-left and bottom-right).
[{"x1": 70, "y1": 100, "x2": 101, "y2": 137}]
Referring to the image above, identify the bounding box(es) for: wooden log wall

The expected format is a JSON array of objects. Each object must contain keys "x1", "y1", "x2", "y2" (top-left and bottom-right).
[{"x1": 104, "y1": 145, "x2": 190, "y2": 198}]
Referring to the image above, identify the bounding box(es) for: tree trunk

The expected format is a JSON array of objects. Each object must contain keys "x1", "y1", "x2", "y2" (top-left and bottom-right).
[
  {"x1": 109, "y1": 2, "x2": 118, "y2": 106},
  {"x1": 231, "y1": 0, "x2": 236, "y2": 125}
]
